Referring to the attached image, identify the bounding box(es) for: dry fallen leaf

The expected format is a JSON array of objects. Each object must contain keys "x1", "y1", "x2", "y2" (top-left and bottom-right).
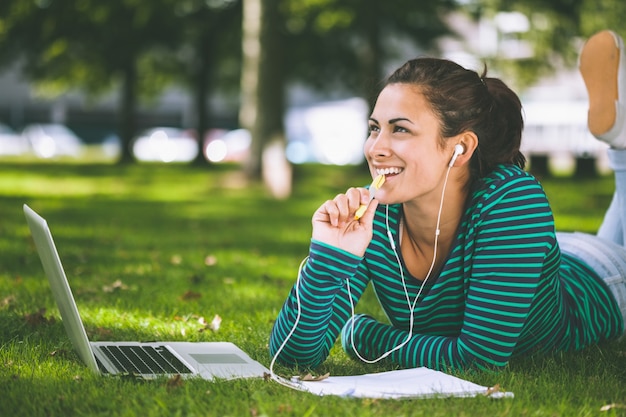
[
  {"x1": 485, "y1": 384, "x2": 503, "y2": 396},
  {"x1": 49, "y1": 349, "x2": 73, "y2": 358},
  {"x1": 166, "y1": 374, "x2": 184, "y2": 390},
  {"x1": 102, "y1": 280, "x2": 128, "y2": 293},
  {"x1": 90, "y1": 327, "x2": 114, "y2": 339},
  {"x1": 180, "y1": 290, "x2": 202, "y2": 301},
  {"x1": 171, "y1": 255, "x2": 182, "y2": 265},
  {"x1": 175, "y1": 314, "x2": 221, "y2": 333},
  {"x1": 208, "y1": 315, "x2": 222, "y2": 332},
  {"x1": 299, "y1": 372, "x2": 330, "y2": 382},
  {"x1": 204, "y1": 255, "x2": 217, "y2": 266},
  {"x1": 601, "y1": 403, "x2": 626, "y2": 411},
  {"x1": 198, "y1": 314, "x2": 222, "y2": 332},
  {"x1": 362, "y1": 398, "x2": 381, "y2": 406},
  {"x1": 1, "y1": 295, "x2": 16, "y2": 308}
]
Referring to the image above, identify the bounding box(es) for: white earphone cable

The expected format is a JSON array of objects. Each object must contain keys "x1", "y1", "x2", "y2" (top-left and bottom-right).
[
  {"x1": 347, "y1": 162, "x2": 454, "y2": 363},
  {"x1": 268, "y1": 256, "x2": 308, "y2": 388},
  {"x1": 270, "y1": 160, "x2": 456, "y2": 371}
]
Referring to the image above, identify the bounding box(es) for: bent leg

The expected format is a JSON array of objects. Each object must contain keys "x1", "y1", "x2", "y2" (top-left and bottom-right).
[{"x1": 580, "y1": 30, "x2": 626, "y2": 244}]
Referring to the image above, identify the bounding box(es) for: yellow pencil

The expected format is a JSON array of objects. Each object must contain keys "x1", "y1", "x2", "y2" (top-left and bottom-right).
[{"x1": 354, "y1": 174, "x2": 386, "y2": 220}]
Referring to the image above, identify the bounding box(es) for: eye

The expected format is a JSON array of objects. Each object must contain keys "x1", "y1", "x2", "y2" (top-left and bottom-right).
[
  {"x1": 393, "y1": 125, "x2": 409, "y2": 134},
  {"x1": 367, "y1": 123, "x2": 380, "y2": 134}
]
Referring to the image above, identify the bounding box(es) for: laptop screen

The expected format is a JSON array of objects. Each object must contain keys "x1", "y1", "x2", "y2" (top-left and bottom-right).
[{"x1": 23, "y1": 204, "x2": 101, "y2": 374}]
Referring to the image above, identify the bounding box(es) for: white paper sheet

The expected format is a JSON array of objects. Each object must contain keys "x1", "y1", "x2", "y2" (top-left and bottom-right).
[{"x1": 279, "y1": 367, "x2": 513, "y2": 399}]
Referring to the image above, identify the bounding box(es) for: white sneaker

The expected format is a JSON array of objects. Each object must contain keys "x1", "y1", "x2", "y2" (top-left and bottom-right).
[{"x1": 579, "y1": 30, "x2": 626, "y2": 149}]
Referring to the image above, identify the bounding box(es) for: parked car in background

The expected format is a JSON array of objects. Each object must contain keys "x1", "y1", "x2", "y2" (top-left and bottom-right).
[
  {"x1": 131, "y1": 127, "x2": 199, "y2": 163},
  {"x1": 284, "y1": 98, "x2": 368, "y2": 165},
  {"x1": 21, "y1": 123, "x2": 84, "y2": 158},
  {"x1": 203, "y1": 128, "x2": 251, "y2": 163},
  {"x1": 203, "y1": 98, "x2": 369, "y2": 166},
  {"x1": 0, "y1": 122, "x2": 29, "y2": 156}
]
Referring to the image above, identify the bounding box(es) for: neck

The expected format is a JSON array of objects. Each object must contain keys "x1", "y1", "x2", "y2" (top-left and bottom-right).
[{"x1": 401, "y1": 171, "x2": 467, "y2": 249}]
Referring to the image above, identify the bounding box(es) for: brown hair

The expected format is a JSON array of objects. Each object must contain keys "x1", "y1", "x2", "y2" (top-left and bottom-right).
[{"x1": 384, "y1": 57, "x2": 526, "y2": 179}]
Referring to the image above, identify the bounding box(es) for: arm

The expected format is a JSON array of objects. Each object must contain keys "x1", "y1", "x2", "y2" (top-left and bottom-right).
[
  {"x1": 270, "y1": 186, "x2": 379, "y2": 368},
  {"x1": 269, "y1": 240, "x2": 370, "y2": 368}
]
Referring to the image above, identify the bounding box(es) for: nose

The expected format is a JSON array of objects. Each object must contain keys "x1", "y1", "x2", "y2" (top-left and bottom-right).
[{"x1": 366, "y1": 131, "x2": 392, "y2": 159}]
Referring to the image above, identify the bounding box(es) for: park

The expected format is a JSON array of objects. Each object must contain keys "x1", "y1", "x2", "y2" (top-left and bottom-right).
[{"x1": 0, "y1": 160, "x2": 624, "y2": 416}]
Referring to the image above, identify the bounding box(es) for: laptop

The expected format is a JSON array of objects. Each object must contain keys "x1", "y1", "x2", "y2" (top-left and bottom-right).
[{"x1": 23, "y1": 204, "x2": 270, "y2": 380}]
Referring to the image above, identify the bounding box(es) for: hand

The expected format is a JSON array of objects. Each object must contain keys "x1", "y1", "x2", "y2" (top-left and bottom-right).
[{"x1": 311, "y1": 187, "x2": 379, "y2": 257}]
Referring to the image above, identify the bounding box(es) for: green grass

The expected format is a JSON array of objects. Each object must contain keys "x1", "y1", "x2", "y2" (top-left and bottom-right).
[{"x1": 1, "y1": 161, "x2": 625, "y2": 416}]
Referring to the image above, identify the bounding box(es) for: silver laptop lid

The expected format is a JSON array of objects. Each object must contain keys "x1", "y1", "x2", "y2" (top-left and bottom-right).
[{"x1": 23, "y1": 204, "x2": 100, "y2": 373}]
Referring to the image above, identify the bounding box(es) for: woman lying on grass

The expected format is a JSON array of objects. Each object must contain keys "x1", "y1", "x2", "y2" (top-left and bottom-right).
[{"x1": 270, "y1": 30, "x2": 626, "y2": 372}]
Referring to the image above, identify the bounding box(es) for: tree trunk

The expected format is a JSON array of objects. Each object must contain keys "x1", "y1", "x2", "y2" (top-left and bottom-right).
[
  {"x1": 360, "y1": 2, "x2": 383, "y2": 107},
  {"x1": 239, "y1": 0, "x2": 261, "y2": 177},
  {"x1": 192, "y1": 32, "x2": 213, "y2": 166},
  {"x1": 117, "y1": 59, "x2": 137, "y2": 164},
  {"x1": 239, "y1": 0, "x2": 288, "y2": 186}
]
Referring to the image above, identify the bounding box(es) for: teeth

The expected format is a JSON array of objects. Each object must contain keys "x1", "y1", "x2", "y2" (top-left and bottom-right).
[{"x1": 376, "y1": 167, "x2": 402, "y2": 176}]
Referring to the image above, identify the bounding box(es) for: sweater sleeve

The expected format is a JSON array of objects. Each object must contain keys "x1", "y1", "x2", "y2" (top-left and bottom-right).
[{"x1": 269, "y1": 239, "x2": 370, "y2": 368}]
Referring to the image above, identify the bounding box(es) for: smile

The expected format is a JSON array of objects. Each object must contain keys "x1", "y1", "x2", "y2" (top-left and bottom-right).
[{"x1": 376, "y1": 167, "x2": 403, "y2": 176}]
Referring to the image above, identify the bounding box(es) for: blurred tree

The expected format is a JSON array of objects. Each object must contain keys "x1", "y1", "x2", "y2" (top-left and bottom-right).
[
  {"x1": 282, "y1": 0, "x2": 458, "y2": 104},
  {"x1": 578, "y1": 0, "x2": 626, "y2": 41},
  {"x1": 165, "y1": 0, "x2": 242, "y2": 166},
  {"x1": 0, "y1": 0, "x2": 182, "y2": 163},
  {"x1": 0, "y1": 0, "x2": 245, "y2": 165},
  {"x1": 463, "y1": 0, "x2": 626, "y2": 91},
  {"x1": 240, "y1": 0, "x2": 459, "y2": 184},
  {"x1": 3, "y1": 0, "x2": 622, "y2": 173}
]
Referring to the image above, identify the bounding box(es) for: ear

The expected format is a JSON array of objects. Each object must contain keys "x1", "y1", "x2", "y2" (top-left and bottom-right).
[{"x1": 450, "y1": 131, "x2": 478, "y2": 167}]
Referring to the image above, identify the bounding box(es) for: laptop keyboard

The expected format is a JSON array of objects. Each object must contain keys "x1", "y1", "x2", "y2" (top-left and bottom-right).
[{"x1": 98, "y1": 345, "x2": 193, "y2": 375}]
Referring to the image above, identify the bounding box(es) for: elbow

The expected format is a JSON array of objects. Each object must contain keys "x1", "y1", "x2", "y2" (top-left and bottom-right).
[{"x1": 269, "y1": 342, "x2": 327, "y2": 369}]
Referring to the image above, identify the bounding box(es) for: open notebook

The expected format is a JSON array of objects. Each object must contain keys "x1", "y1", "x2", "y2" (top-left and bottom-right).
[{"x1": 23, "y1": 204, "x2": 269, "y2": 380}]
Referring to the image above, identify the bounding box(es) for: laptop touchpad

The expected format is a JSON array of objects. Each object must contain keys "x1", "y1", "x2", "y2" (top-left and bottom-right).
[{"x1": 190, "y1": 353, "x2": 247, "y2": 364}]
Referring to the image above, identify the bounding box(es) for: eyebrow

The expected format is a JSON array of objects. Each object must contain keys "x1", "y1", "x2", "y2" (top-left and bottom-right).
[{"x1": 369, "y1": 117, "x2": 414, "y2": 125}]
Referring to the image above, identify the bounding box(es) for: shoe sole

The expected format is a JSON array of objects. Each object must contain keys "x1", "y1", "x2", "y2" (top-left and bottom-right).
[{"x1": 579, "y1": 30, "x2": 621, "y2": 137}]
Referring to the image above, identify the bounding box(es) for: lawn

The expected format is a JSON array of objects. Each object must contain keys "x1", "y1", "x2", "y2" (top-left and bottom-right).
[{"x1": 0, "y1": 161, "x2": 625, "y2": 417}]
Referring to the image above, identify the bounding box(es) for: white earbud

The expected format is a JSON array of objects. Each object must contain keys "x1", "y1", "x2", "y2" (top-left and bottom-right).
[{"x1": 448, "y1": 144, "x2": 465, "y2": 167}]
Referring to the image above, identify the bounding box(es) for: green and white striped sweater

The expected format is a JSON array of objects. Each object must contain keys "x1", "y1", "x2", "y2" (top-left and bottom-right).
[{"x1": 270, "y1": 165, "x2": 623, "y2": 371}]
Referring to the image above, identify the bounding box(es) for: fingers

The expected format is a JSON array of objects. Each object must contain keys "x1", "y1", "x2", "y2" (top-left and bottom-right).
[
  {"x1": 315, "y1": 187, "x2": 369, "y2": 227},
  {"x1": 359, "y1": 198, "x2": 379, "y2": 224},
  {"x1": 311, "y1": 188, "x2": 377, "y2": 256}
]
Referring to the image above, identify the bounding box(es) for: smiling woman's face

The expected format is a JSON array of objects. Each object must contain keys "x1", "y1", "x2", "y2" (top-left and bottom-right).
[{"x1": 364, "y1": 83, "x2": 454, "y2": 206}]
